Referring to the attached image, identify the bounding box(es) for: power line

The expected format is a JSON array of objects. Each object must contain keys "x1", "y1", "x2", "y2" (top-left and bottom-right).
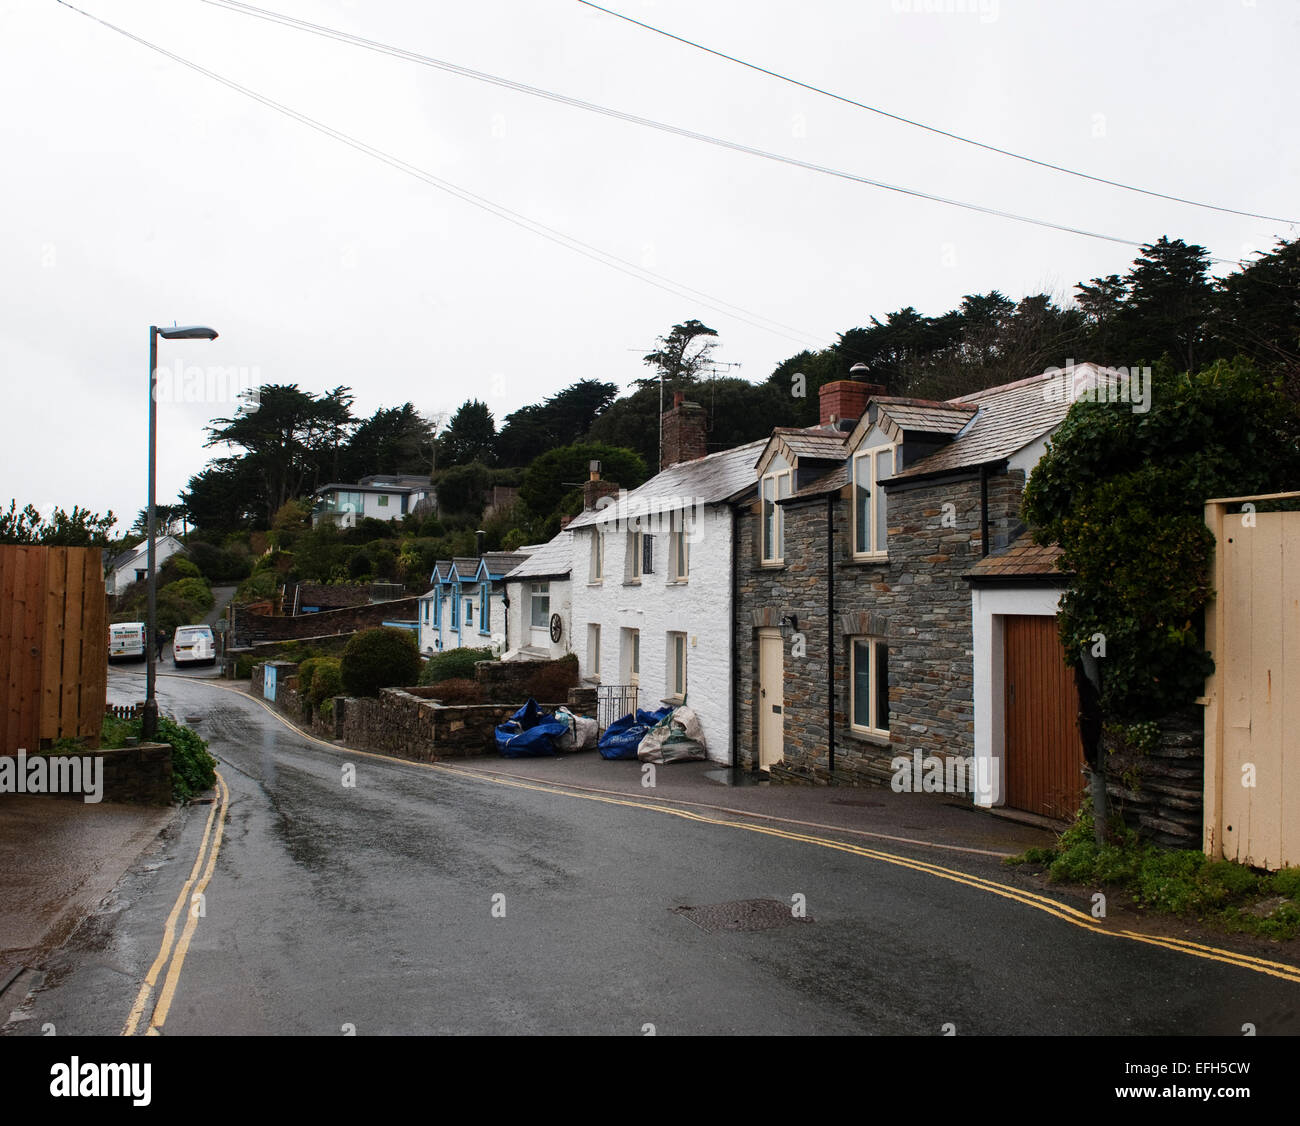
[
  {"x1": 192, "y1": 0, "x2": 1174, "y2": 254},
  {"x1": 53, "y1": 1, "x2": 827, "y2": 351},
  {"x1": 576, "y1": 0, "x2": 1299, "y2": 227}
]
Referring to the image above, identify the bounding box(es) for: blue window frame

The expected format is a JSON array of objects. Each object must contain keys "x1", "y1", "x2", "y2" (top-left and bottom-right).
[
  {"x1": 479, "y1": 584, "x2": 490, "y2": 634},
  {"x1": 451, "y1": 587, "x2": 460, "y2": 630},
  {"x1": 433, "y1": 592, "x2": 441, "y2": 628}
]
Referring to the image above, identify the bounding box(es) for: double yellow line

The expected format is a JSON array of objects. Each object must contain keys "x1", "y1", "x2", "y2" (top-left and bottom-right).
[{"x1": 122, "y1": 771, "x2": 230, "y2": 1036}]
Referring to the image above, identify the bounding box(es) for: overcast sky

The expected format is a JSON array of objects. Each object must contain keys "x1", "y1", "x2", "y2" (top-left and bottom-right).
[{"x1": 2, "y1": 0, "x2": 1296, "y2": 531}]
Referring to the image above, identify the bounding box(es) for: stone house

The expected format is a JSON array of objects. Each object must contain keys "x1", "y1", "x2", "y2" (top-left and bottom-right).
[
  {"x1": 566, "y1": 394, "x2": 764, "y2": 764},
  {"x1": 733, "y1": 366, "x2": 1110, "y2": 815}
]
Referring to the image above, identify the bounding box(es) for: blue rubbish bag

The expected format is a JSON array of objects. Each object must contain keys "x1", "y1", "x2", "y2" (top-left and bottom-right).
[
  {"x1": 495, "y1": 698, "x2": 569, "y2": 758},
  {"x1": 597, "y1": 705, "x2": 674, "y2": 760}
]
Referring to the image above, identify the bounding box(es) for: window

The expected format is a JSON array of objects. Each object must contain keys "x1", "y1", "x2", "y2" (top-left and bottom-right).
[
  {"x1": 589, "y1": 531, "x2": 604, "y2": 583},
  {"x1": 451, "y1": 588, "x2": 460, "y2": 629},
  {"x1": 479, "y1": 584, "x2": 490, "y2": 633},
  {"x1": 850, "y1": 637, "x2": 889, "y2": 737},
  {"x1": 669, "y1": 513, "x2": 689, "y2": 582},
  {"x1": 529, "y1": 582, "x2": 550, "y2": 629},
  {"x1": 134, "y1": 569, "x2": 146, "y2": 583},
  {"x1": 465, "y1": 598, "x2": 473, "y2": 627},
  {"x1": 377, "y1": 494, "x2": 389, "y2": 507},
  {"x1": 587, "y1": 623, "x2": 601, "y2": 681},
  {"x1": 853, "y1": 444, "x2": 897, "y2": 557},
  {"x1": 667, "y1": 632, "x2": 687, "y2": 699},
  {"x1": 433, "y1": 592, "x2": 441, "y2": 628},
  {"x1": 621, "y1": 627, "x2": 640, "y2": 686},
  {"x1": 761, "y1": 469, "x2": 793, "y2": 563},
  {"x1": 627, "y1": 530, "x2": 643, "y2": 583},
  {"x1": 642, "y1": 533, "x2": 655, "y2": 574}
]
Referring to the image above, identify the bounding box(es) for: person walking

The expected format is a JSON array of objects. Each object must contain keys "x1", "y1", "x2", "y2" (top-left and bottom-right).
[{"x1": 156, "y1": 630, "x2": 166, "y2": 662}]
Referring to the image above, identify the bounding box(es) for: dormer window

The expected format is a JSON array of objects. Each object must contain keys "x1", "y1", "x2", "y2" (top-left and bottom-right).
[
  {"x1": 761, "y1": 469, "x2": 793, "y2": 564},
  {"x1": 852, "y1": 444, "x2": 897, "y2": 558}
]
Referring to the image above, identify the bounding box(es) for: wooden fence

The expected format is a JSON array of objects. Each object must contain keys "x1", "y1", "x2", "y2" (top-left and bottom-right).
[
  {"x1": 0, "y1": 545, "x2": 108, "y2": 753},
  {"x1": 1203, "y1": 492, "x2": 1300, "y2": 870}
]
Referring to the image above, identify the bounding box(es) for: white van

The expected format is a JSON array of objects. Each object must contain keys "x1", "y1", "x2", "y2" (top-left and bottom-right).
[
  {"x1": 172, "y1": 624, "x2": 216, "y2": 666},
  {"x1": 109, "y1": 621, "x2": 147, "y2": 662}
]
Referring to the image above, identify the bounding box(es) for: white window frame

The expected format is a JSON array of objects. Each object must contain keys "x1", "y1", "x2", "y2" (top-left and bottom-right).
[
  {"x1": 761, "y1": 468, "x2": 793, "y2": 564},
  {"x1": 627, "y1": 529, "x2": 643, "y2": 583},
  {"x1": 589, "y1": 530, "x2": 604, "y2": 584},
  {"x1": 852, "y1": 443, "x2": 897, "y2": 559},
  {"x1": 587, "y1": 623, "x2": 602, "y2": 682},
  {"x1": 669, "y1": 513, "x2": 689, "y2": 583},
  {"x1": 849, "y1": 635, "x2": 889, "y2": 737},
  {"x1": 667, "y1": 631, "x2": 687, "y2": 701},
  {"x1": 529, "y1": 582, "x2": 550, "y2": 629}
]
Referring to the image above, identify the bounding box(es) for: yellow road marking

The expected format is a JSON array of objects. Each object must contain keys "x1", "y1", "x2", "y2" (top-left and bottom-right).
[
  {"x1": 182, "y1": 679, "x2": 1300, "y2": 986},
  {"x1": 121, "y1": 771, "x2": 229, "y2": 1035},
  {"x1": 121, "y1": 776, "x2": 222, "y2": 1036}
]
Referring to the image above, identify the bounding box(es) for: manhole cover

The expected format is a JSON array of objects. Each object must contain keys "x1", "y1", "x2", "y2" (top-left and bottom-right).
[{"x1": 671, "y1": 898, "x2": 812, "y2": 934}]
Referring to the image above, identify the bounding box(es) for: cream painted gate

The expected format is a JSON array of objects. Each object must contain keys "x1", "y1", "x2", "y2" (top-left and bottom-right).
[
  {"x1": 758, "y1": 628, "x2": 784, "y2": 769},
  {"x1": 1203, "y1": 494, "x2": 1300, "y2": 869}
]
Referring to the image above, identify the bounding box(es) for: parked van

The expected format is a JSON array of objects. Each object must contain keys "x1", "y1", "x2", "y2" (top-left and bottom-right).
[
  {"x1": 108, "y1": 621, "x2": 147, "y2": 662},
  {"x1": 172, "y1": 624, "x2": 217, "y2": 667}
]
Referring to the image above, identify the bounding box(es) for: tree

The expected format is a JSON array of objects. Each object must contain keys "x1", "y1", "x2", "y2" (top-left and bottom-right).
[
  {"x1": 205, "y1": 384, "x2": 356, "y2": 523},
  {"x1": 1117, "y1": 236, "x2": 1215, "y2": 371},
  {"x1": 0, "y1": 501, "x2": 117, "y2": 546},
  {"x1": 1212, "y1": 236, "x2": 1300, "y2": 389},
  {"x1": 437, "y1": 400, "x2": 496, "y2": 467},
  {"x1": 519, "y1": 443, "x2": 649, "y2": 522},
  {"x1": 1022, "y1": 358, "x2": 1300, "y2": 836},
  {"x1": 495, "y1": 379, "x2": 619, "y2": 467},
  {"x1": 636, "y1": 319, "x2": 719, "y2": 390},
  {"x1": 337, "y1": 403, "x2": 436, "y2": 481},
  {"x1": 182, "y1": 458, "x2": 265, "y2": 533}
]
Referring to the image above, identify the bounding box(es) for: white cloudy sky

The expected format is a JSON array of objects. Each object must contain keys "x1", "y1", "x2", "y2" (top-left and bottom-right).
[{"x1": 2, "y1": 0, "x2": 1296, "y2": 530}]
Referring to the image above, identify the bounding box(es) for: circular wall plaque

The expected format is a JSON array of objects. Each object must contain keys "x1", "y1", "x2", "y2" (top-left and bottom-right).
[{"x1": 549, "y1": 613, "x2": 563, "y2": 643}]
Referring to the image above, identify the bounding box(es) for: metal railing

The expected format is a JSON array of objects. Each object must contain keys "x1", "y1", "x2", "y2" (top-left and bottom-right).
[{"x1": 597, "y1": 684, "x2": 639, "y2": 731}]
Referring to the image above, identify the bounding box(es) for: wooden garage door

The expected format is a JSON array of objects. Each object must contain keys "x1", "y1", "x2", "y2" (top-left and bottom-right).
[{"x1": 1004, "y1": 615, "x2": 1085, "y2": 819}]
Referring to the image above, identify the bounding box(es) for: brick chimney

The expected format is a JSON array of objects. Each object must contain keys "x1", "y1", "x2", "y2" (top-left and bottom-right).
[
  {"x1": 819, "y1": 379, "x2": 886, "y2": 428},
  {"x1": 582, "y1": 459, "x2": 619, "y2": 511},
  {"x1": 661, "y1": 391, "x2": 708, "y2": 470}
]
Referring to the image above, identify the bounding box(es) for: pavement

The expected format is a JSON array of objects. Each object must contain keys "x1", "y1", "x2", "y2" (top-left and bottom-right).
[
  {"x1": 0, "y1": 796, "x2": 175, "y2": 993},
  {"x1": 0, "y1": 668, "x2": 1060, "y2": 1006}
]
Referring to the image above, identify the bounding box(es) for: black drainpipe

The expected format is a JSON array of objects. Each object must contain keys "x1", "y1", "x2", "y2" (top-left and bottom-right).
[
  {"x1": 730, "y1": 506, "x2": 739, "y2": 771},
  {"x1": 979, "y1": 464, "x2": 990, "y2": 558},
  {"x1": 827, "y1": 491, "x2": 836, "y2": 780}
]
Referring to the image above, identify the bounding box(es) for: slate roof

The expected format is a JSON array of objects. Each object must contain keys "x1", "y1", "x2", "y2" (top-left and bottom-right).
[
  {"x1": 482, "y1": 551, "x2": 530, "y2": 577},
  {"x1": 964, "y1": 533, "x2": 1068, "y2": 582},
  {"x1": 874, "y1": 399, "x2": 977, "y2": 436},
  {"x1": 888, "y1": 364, "x2": 1123, "y2": 482},
  {"x1": 567, "y1": 440, "x2": 765, "y2": 530},
  {"x1": 782, "y1": 464, "x2": 849, "y2": 502},
  {"x1": 504, "y1": 531, "x2": 573, "y2": 580},
  {"x1": 769, "y1": 427, "x2": 850, "y2": 460},
  {"x1": 451, "y1": 557, "x2": 481, "y2": 580}
]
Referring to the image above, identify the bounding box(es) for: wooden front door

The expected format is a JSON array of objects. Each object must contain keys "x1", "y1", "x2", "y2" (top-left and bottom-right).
[
  {"x1": 758, "y1": 628, "x2": 784, "y2": 769},
  {"x1": 1003, "y1": 614, "x2": 1085, "y2": 819}
]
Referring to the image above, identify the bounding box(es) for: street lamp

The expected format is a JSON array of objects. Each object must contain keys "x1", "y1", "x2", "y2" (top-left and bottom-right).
[{"x1": 144, "y1": 324, "x2": 218, "y2": 739}]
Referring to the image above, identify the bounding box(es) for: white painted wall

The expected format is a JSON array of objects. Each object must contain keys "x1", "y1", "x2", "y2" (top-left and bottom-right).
[
  {"x1": 106, "y1": 538, "x2": 185, "y2": 595},
  {"x1": 971, "y1": 584, "x2": 1066, "y2": 808},
  {"x1": 418, "y1": 585, "x2": 506, "y2": 656},
  {"x1": 503, "y1": 577, "x2": 572, "y2": 660},
  {"x1": 569, "y1": 504, "x2": 734, "y2": 764}
]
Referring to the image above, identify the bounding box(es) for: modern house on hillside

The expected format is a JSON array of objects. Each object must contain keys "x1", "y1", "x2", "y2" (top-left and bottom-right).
[
  {"x1": 566, "y1": 393, "x2": 763, "y2": 763},
  {"x1": 312, "y1": 474, "x2": 434, "y2": 528}
]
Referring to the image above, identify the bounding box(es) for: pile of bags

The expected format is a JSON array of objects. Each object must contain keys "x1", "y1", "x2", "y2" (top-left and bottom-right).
[
  {"x1": 494, "y1": 698, "x2": 597, "y2": 758},
  {"x1": 597, "y1": 705, "x2": 708, "y2": 763}
]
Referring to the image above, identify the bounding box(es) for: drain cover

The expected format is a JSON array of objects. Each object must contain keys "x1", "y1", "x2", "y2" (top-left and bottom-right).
[{"x1": 671, "y1": 898, "x2": 812, "y2": 934}]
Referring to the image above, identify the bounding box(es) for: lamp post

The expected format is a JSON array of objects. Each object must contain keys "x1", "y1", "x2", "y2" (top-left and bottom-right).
[{"x1": 144, "y1": 324, "x2": 218, "y2": 738}]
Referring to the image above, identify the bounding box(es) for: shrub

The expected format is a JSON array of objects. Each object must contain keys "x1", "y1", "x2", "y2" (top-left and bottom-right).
[
  {"x1": 522, "y1": 655, "x2": 579, "y2": 702},
  {"x1": 426, "y1": 677, "x2": 483, "y2": 705},
  {"x1": 341, "y1": 628, "x2": 420, "y2": 696},
  {"x1": 1271, "y1": 867, "x2": 1300, "y2": 900},
  {"x1": 164, "y1": 556, "x2": 202, "y2": 581},
  {"x1": 349, "y1": 551, "x2": 372, "y2": 579},
  {"x1": 297, "y1": 657, "x2": 322, "y2": 698},
  {"x1": 234, "y1": 654, "x2": 256, "y2": 678},
  {"x1": 417, "y1": 646, "x2": 496, "y2": 686},
  {"x1": 308, "y1": 658, "x2": 343, "y2": 707},
  {"x1": 131, "y1": 713, "x2": 217, "y2": 803}
]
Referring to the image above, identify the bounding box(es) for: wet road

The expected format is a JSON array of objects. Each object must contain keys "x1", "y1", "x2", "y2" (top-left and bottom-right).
[{"x1": 7, "y1": 668, "x2": 1300, "y2": 1036}]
